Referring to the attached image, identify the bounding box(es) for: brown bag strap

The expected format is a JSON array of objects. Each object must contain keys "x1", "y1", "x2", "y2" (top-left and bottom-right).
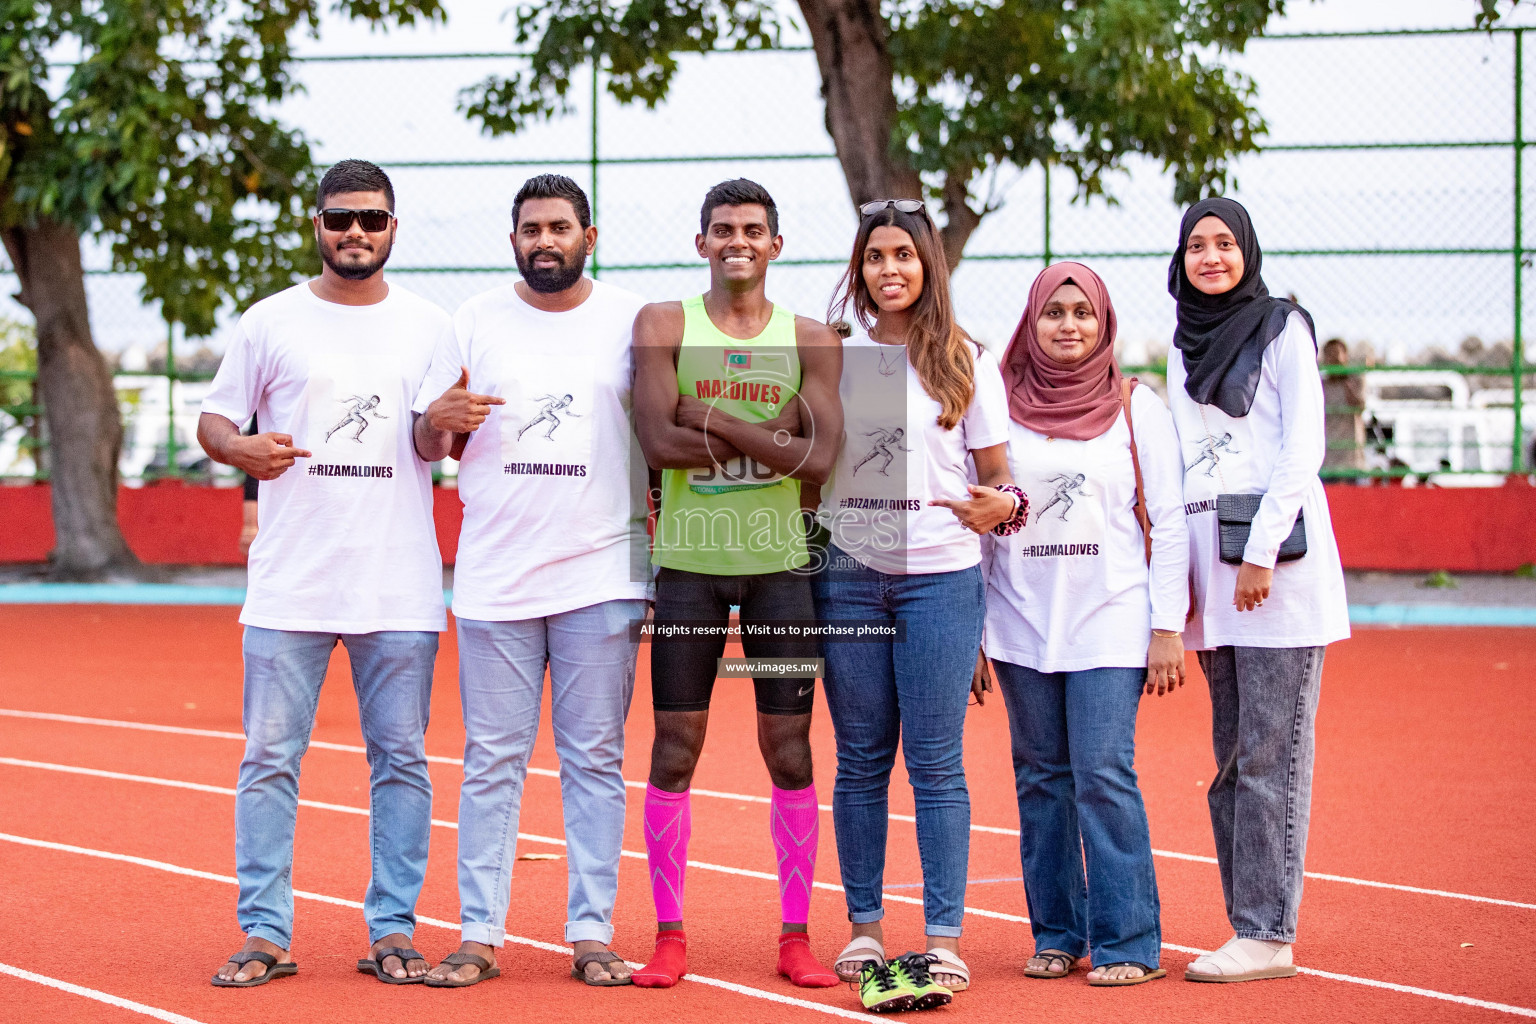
[{"x1": 1121, "y1": 377, "x2": 1152, "y2": 566}]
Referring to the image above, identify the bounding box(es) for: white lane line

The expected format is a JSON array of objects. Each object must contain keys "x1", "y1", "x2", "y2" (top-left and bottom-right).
[
  {"x1": 0, "y1": 832, "x2": 869, "y2": 1021},
  {"x1": 5, "y1": 706, "x2": 1534, "y2": 913},
  {"x1": 0, "y1": 756, "x2": 1020, "y2": 924},
  {"x1": 0, "y1": 962, "x2": 210, "y2": 1024},
  {"x1": 5, "y1": 831, "x2": 1534, "y2": 1020}
]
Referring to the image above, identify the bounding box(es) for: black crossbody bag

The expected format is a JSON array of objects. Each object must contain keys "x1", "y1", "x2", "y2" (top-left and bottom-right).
[{"x1": 1216, "y1": 493, "x2": 1307, "y2": 566}]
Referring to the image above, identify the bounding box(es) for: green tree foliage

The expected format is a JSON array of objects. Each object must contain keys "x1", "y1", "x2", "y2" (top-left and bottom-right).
[
  {"x1": 0, "y1": 316, "x2": 35, "y2": 410},
  {"x1": 1476, "y1": 1, "x2": 1531, "y2": 28},
  {"x1": 459, "y1": 0, "x2": 1295, "y2": 265},
  {"x1": 0, "y1": 1, "x2": 443, "y2": 575}
]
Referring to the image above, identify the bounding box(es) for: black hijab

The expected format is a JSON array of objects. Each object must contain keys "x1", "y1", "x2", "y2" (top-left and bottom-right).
[{"x1": 1168, "y1": 197, "x2": 1315, "y2": 417}]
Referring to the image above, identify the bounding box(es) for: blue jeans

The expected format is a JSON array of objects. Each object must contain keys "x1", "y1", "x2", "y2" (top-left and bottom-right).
[
  {"x1": 236, "y1": 626, "x2": 438, "y2": 949},
  {"x1": 812, "y1": 546, "x2": 984, "y2": 938},
  {"x1": 992, "y1": 661, "x2": 1161, "y2": 968},
  {"x1": 456, "y1": 599, "x2": 644, "y2": 945},
  {"x1": 1198, "y1": 645, "x2": 1325, "y2": 943}
]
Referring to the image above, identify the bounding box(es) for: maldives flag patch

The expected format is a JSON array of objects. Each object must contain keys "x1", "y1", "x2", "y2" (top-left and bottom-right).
[{"x1": 724, "y1": 349, "x2": 751, "y2": 371}]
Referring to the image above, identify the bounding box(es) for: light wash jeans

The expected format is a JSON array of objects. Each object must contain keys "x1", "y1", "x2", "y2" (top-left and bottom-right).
[
  {"x1": 993, "y1": 661, "x2": 1161, "y2": 968},
  {"x1": 811, "y1": 545, "x2": 984, "y2": 938},
  {"x1": 236, "y1": 626, "x2": 438, "y2": 949},
  {"x1": 456, "y1": 599, "x2": 645, "y2": 945},
  {"x1": 1198, "y1": 645, "x2": 1326, "y2": 943}
]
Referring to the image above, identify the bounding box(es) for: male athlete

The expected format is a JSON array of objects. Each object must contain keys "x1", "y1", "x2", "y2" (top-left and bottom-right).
[
  {"x1": 199, "y1": 160, "x2": 447, "y2": 988},
  {"x1": 517, "y1": 393, "x2": 581, "y2": 441},
  {"x1": 631, "y1": 179, "x2": 844, "y2": 989},
  {"x1": 326, "y1": 394, "x2": 387, "y2": 443},
  {"x1": 851, "y1": 426, "x2": 911, "y2": 477},
  {"x1": 1035, "y1": 472, "x2": 1089, "y2": 523},
  {"x1": 1188, "y1": 431, "x2": 1240, "y2": 477},
  {"x1": 413, "y1": 174, "x2": 650, "y2": 987}
]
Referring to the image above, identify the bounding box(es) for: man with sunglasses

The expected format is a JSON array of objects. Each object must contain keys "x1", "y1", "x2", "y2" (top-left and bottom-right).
[
  {"x1": 630, "y1": 178, "x2": 844, "y2": 989},
  {"x1": 411, "y1": 173, "x2": 651, "y2": 988},
  {"x1": 199, "y1": 159, "x2": 449, "y2": 989}
]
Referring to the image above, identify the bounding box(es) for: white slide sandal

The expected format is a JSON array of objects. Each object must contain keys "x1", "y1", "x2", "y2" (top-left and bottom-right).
[
  {"x1": 1184, "y1": 937, "x2": 1297, "y2": 983},
  {"x1": 834, "y1": 936, "x2": 886, "y2": 982},
  {"x1": 925, "y1": 947, "x2": 970, "y2": 992}
]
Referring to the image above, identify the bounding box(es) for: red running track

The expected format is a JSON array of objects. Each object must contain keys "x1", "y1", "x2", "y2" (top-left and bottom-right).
[{"x1": 0, "y1": 605, "x2": 1533, "y2": 1023}]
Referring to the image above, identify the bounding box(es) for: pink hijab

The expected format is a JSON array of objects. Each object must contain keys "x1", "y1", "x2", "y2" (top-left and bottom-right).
[{"x1": 1001, "y1": 261, "x2": 1123, "y2": 441}]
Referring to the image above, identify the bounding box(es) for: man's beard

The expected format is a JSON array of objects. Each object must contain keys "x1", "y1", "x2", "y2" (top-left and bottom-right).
[
  {"x1": 516, "y1": 243, "x2": 587, "y2": 294},
  {"x1": 320, "y1": 236, "x2": 392, "y2": 281}
]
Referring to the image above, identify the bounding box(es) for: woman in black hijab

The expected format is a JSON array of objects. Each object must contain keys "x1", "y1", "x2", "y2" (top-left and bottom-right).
[{"x1": 1164, "y1": 197, "x2": 1350, "y2": 984}]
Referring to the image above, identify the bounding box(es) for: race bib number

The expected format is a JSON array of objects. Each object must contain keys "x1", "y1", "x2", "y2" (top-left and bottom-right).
[{"x1": 688, "y1": 454, "x2": 783, "y2": 494}]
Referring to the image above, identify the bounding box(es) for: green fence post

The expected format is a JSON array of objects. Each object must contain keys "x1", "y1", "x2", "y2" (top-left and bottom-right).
[
  {"x1": 591, "y1": 56, "x2": 600, "y2": 278},
  {"x1": 1042, "y1": 159, "x2": 1052, "y2": 268},
  {"x1": 165, "y1": 320, "x2": 179, "y2": 479},
  {"x1": 1514, "y1": 28, "x2": 1526, "y2": 474}
]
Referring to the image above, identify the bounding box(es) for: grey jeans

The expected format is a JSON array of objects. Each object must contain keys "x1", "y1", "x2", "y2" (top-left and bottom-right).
[{"x1": 1197, "y1": 645, "x2": 1325, "y2": 944}]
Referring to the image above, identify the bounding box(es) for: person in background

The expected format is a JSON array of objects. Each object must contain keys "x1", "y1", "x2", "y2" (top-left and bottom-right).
[
  {"x1": 816, "y1": 198, "x2": 1024, "y2": 1010},
  {"x1": 240, "y1": 415, "x2": 259, "y2": 554},
  {"x1": 985, "y1": 262, "x2": 1187, "y2": 987},
  {"x1": 1319, "y1": 338, "x2": 1365, "y2": 475},
  {"x1": 1165, "y1": 196, "x2": 1349, "y2": 983}
]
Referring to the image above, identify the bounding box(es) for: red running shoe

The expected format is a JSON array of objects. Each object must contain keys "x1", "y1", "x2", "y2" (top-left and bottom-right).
[
  {"x1": 778, "y1": 932, "x2": 839, "y2": 987},
  {"x1": 632, "y1": 930, "x2": 687, "y2": 988}
]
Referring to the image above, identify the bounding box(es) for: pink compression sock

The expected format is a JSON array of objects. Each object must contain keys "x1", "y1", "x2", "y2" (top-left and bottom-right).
[
  {"x1": 645, "y1": 784, "x2": 691, "y2": 922},
  {"x1": 770, "y1": 783, "x2": 820, "y2": 925}
]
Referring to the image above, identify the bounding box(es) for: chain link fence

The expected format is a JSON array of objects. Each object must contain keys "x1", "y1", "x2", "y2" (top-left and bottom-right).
[{"x1": 0, "y1": 26, "x2": 1530, "y2": 482}]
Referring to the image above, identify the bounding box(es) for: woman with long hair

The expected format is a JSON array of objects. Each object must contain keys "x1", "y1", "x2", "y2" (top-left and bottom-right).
[
  {"x1": 986, "y1": 262, "x2": 1188, "y2": 986},
  {"x1": 814, "y1": 200, "x2": 1026, "y2": 1009},
  {"x1": 1166, "y1": 197, "x2": 1348, "y2": 982}
]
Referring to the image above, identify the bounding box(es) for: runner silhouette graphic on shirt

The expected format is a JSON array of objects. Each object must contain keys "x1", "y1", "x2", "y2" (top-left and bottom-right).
[
  {"x1": 851, "y1": 427, "x2": 912, "y2": 477},
  {"x1": 518, "y1": 393, "x2": 581, "y2": 441},
  {"x1": 1187, "y1": 432, "x2": 1240, "y2": 477},
  {"x1": 1035, "y1": 472, "x2": 1090, "y2": 523},
  {"x1": 325, "y1": 394, "x2": 388, "y2": 443}
]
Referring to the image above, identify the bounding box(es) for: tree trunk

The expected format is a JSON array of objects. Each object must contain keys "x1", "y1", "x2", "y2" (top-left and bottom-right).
[
  {"x1": 2, "y1": 216, "x2": 138, "y2": 578},
  {"x1": 796, "y1": 0, "x2": 922, "y2": 205},
  {"x1": 796, "y1": 0, "x2": 982, "y2": 270}
]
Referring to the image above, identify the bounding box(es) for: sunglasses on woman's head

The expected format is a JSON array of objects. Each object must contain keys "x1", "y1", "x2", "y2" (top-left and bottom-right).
[
  {"x1": 859, "y1": 199, "x2": 927, "y2": 217},
  {"x1": 318, "y1": 208, "x2": 394, "y2": 233}
]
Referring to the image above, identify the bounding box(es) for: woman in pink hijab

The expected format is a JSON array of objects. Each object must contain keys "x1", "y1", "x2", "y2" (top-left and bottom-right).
[{"x1": 983, "y1": 262, "x2": 1189, "y2": 986}]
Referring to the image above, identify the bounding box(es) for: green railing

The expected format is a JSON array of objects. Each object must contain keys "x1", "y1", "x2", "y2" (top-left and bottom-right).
[{"x1": 0, "y1": 26, "x2": 1530, "y2": 481}]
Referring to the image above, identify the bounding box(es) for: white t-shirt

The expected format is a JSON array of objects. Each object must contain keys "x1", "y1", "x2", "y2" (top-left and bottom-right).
[
  {"x1": 984, "y1": 384, "x2": 1189, "y2": 672},
  {"x1": 412, "y1": 279, "x2": 651, "y2": 621},
  {"x1": 818, "y1": 333, "x2": 1011, "y2": 575},
  {"x1": 1168, "y1": 312, "x2": 1351, "y2": 650},
  {"x1": 201, "y1": 282, "x2": 448, "y2": 634}
]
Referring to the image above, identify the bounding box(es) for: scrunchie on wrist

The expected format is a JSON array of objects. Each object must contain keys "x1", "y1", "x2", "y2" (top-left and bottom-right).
[{"x1": 991, "y1": 483, "x2": 1029, "y2": 536}]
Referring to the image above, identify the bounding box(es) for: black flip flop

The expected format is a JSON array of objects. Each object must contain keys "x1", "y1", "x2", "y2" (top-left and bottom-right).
[
  {"x1": 1088, "y1": 961, "x2": 1167, "y2": 987},
  {"x1": 357, "y1": 946, "x2": 429, "y2": 985},
  {"x1": 1023, "y1": 950, "x2": 1079, "y2": 979},
  {"x1": 423, "y1": 951, "x2": 500, "y2": 988},
  {"x1": 211, "y1": 950, "x2": 298, "y2": 987},
  {"x1": 572, "y1": 950, "x2": 634, "y2": 987}
]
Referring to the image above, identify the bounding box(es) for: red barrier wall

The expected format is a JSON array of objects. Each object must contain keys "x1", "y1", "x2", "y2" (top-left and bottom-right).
[
  {"x1": 0, "y1": 483, "x2": 467, "y2": 566},
  {"x1": 2, "y1": 481, "x2": 1533, "y2": 572}
]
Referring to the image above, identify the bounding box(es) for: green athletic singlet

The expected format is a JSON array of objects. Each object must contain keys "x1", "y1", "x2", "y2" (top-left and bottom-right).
[{"x1": 653, "y1": 294, "x2": 807, "y2": 574}]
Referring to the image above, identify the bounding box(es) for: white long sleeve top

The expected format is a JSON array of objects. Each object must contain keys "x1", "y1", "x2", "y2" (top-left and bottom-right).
[
  {"x1": 1167, "y1": 312, "x2": 1351, "y2": 650},
  {"x1": 984, "y1": 382, "x2": 1189, "y2": 672}
]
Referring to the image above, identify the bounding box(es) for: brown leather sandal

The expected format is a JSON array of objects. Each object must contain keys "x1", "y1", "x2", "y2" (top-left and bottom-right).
[
  {"x1": 572, "y1": 950, "x2": 634, "y2": 987},
  {"x1": 423, "y1": 951, "x2": 500, "y2": 988}
]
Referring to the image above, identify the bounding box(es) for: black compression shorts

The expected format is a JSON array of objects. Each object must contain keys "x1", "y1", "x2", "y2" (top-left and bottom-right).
[{"x1": 651, "y1": 566, "x2": 818, "y2": 716}]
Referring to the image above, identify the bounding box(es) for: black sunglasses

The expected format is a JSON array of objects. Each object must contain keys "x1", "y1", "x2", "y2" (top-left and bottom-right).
[
  {"x1": 859, "y1": 199, "x2": 927, "y2": 217},
  {"x1": 317, "y1": 208, "x2": 395, "y2": 233}
]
